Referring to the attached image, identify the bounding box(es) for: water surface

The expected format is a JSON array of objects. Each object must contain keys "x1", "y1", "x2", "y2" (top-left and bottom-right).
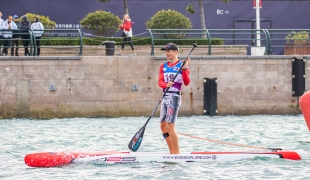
[{"x1": 1, "y1": 115, "x2": 310, "y2": 179}]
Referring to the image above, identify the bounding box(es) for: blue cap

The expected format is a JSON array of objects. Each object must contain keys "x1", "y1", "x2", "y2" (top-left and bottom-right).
[{"x1": 13, "y1": 15, "x2": 18, "y2": 19}]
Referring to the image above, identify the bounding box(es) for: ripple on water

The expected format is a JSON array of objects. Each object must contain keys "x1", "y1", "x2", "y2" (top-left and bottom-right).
[{"x1": 1, "y1": 115, "x2": 310, "y2": 179}]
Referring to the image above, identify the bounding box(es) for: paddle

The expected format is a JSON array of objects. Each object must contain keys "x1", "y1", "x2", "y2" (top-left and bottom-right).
[{"x1": 128, "y1": 43, "x2": 198, "y2": 152}]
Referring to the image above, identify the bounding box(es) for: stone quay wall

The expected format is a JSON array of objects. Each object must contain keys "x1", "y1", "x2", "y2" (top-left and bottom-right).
[{"x1": 0, "y1": 55, "x2": 309, "y2": 119}]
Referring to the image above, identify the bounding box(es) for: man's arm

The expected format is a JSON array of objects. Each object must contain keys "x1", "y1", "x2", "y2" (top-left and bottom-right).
[
  {"x1": 182, "y1": 68, "x2": 190, "y2": 86},
  {"x1": 158, "y1": 64, "x2": 167, "y2": 89}
]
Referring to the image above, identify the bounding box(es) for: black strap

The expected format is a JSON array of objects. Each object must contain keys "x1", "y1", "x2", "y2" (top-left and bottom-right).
[
  {"x1": 164, "y1": 91, "x2": 180, "y2": 95},
  {"x1": 163, "y1": 132, "x2": 169, "y2": 139}
]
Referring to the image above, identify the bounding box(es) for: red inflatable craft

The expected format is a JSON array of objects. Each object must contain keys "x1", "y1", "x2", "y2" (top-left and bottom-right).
[{"x1": 300, "y1": 91, "x2": 310, "y2": 131}]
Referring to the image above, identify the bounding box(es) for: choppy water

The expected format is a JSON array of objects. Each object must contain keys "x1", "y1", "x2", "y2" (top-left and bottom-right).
[{"x1": 1, "y1": 115, "x2": 310, "y2": 179}]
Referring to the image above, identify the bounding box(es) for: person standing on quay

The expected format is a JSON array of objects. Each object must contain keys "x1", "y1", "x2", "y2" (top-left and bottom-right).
[
  {"x1": 11, "y1": 15, "x2": 21, "y2": 56},
  {"x1": 31, "y1": 16, "x2": 44, "y2": 56},
  {"x1": 158, "y1": 43, "x2": 191, "y2": 154},
  {"x1": 20, "y1": 15, "x2": 31, "y2": 56},
  {"x1": 1, "y1": 16, "x2": 17, "y2": 56},
  {"x1": 0, "y1": 12, "x2": 4, "y2": 56}
]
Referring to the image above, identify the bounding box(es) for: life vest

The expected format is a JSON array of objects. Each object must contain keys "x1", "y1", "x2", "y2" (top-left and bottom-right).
[{"x1": 163, "y1": 61, "x2": 183, "y2": 93}]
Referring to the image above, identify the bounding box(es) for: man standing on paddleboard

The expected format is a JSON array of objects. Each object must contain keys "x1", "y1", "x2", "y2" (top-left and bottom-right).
[{"x1": 158, "y1": 43, "x2": 190, "y2": 154}]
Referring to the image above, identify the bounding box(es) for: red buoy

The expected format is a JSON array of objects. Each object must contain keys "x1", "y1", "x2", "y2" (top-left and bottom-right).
[{"x1": 300, "y1": 91, "x2": 310, "y2": 131}]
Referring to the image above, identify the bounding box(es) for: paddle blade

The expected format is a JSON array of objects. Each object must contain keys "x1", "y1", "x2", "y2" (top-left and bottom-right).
[{"x1": 128, "y1": 125, "x2": 146, "y2": 152}]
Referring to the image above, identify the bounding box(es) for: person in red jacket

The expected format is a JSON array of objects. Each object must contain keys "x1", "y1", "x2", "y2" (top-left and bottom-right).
[
  {"x1": 116, "y1": 14, "x2": 136, "y2": 56},
  {"x1": 158, "y1": 43, "x2": 190, "y2": 154}
]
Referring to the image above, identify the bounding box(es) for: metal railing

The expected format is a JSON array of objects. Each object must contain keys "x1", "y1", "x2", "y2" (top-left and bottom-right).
[
  {"x1": 0, "y1": 29, "x2": 83, "y2": 56},
  {"x1": 265, "y1": 29, "x2": 310, "y2": 55},
  {"x1": 32, "y1": 29, "x2": 83, "y2": 56},
  {"x1": 148, "y1": 29, "x2": 310, "y2": 56},
  {"x1": 2, "y1": 28, "x2": 309, "y2": 56},
  {"x1": 0, "y1": 29, "x2": 34, "y2": 55},
  {"x1": 147, "y1": 29, "x2": 211, "y2": 56}
]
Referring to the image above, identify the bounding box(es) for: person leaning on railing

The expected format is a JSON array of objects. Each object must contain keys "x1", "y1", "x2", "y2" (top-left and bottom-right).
[
  {"x1": 0, "y1": 12, "x2": 4, "y2": 56},
  {"x1": 1, "y1": 16, "x2": 17, "y2": 56},
  {"x1": 11, "y1": 15, "x2": 21, "y2": 56},
  {"x1": 20, "y1": 15, "x2": 31, "y2": 56},
  {"x1": 31, "y1": 16, "x2": 44, "y2": 56}
]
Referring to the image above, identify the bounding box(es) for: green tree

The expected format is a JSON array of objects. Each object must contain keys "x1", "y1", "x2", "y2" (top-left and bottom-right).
[
  {"x1": 146, "y1": 9, "x2": 192, "y2": 29},
  {"x1": 186, "y1": 3, "x2": 196, "y2": 14},
  {"x1": 80, "y1": 10, "x2": 122, "y2": 37},
  {"x1": 185, "y1": 1, "x2": 205, "y2": 30},
  {"x1": 146, "y1": 9, "x2": 192, "y2": 39},
  {"x1": 186, "y1": 0, "x2": 230, "y2": 37},
  {"x1": 97, "y1": 0, "x2": 129, "y2": 14},
  {"x1": 24, "y1": 13, "x2": 56, "y2": 28}
]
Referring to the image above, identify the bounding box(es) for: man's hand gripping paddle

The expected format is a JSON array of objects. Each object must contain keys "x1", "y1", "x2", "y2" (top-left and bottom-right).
[{"x1": 128, "y1": 43, "x2": 198, "y2": 152}]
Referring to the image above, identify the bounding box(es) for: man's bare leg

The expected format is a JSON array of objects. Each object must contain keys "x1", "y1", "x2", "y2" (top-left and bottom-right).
[
  {"x1": 161, "y1": 122, "x2": 179, "y2": 154},
  {"x1": 161, "y1": 122, "x2": 174, "y2": 153},
  {"x1": 166, "y1": 123, "x2": 179, "y2": 154}
]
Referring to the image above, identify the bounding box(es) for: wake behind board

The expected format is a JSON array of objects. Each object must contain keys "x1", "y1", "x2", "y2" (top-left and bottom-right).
[{"x1": 24, "y1": 149, "x2": 301, "y2": 168}]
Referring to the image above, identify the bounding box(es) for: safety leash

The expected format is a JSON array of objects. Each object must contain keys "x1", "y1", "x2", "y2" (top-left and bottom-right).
[{"x1": 177, "y1": 132, "x2": 269, "y2": 151}]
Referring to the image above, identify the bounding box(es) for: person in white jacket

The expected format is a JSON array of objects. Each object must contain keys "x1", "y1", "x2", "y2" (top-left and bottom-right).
[
  {"x1": 31, "y1": 16, "x2": 44, "y2": 56},
  {"x1": 1, "y1": 16, "x2": 17, "y2": 56},
  {"x1": 0, "y1": 12, "x2": 5, "y2": 56}
]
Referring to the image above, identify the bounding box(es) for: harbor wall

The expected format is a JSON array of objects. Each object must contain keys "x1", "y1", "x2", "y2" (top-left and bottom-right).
[{"x1": 0, "y1": 56, "x2": 309, "y2": 119}]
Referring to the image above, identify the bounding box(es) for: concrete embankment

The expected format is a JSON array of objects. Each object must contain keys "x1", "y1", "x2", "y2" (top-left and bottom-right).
[{"x1": 0, "y1": 55, "x2": 308, "y2": 119}]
